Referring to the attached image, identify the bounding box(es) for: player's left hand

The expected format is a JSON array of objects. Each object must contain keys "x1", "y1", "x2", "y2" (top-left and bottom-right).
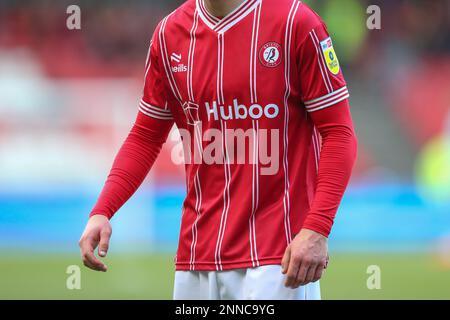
[{"x1": 281, "y1": 228, "x2": 329, "y2": 288}]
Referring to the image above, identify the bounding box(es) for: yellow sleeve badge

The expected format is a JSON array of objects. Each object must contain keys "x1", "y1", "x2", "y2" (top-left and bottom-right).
[{"x1": 320, "y1": 37, "x2": 340, "y2": 75}]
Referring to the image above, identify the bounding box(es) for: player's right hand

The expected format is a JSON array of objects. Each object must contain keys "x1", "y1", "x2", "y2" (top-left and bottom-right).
[{"x1": 79, "y1": 214, "x2": 112, "y2": 272}]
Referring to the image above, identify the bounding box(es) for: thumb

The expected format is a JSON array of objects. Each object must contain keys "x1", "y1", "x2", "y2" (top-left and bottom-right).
[
  {"x1": 281, "y1": 245, "x2": 291, "y2": 274},
  {"x1": 98, "y1": 227, "x2": 112, "y2": 257}
]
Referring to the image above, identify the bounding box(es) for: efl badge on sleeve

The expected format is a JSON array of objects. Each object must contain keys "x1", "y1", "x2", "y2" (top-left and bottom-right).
[{"x1": 320, "y1": 37, "x2": 340, "y2": 75}]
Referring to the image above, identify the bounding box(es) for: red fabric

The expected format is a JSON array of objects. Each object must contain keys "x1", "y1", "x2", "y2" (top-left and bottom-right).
[
  {"x1": 90, "y1": 112, "x2": 173, "y2": 219},
  {"x1": 90, "y1": 0, "x2": 358, "y2": 270},
  {"x1": 303, "y1": 100, "x2": 357, "y2": 236},
  {"x1": 91, "y1": 100, "x2": 357, "y2": 237}
]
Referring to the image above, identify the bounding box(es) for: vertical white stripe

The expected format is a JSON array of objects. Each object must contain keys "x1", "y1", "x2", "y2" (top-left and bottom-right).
[
  {"x1": 249, "y1": 11, "x2": 256, "y2": 103},
  {"x1": 252, "y1": 121, "x2": 260, "y2": 266},
  {"x1": 144, "y1": 40, "x2": 153, "y2": 81},
  {"x1": 309, "y1": 32, "x2": 331, "y2": 94},
  {"x1": 189, "y1": 133, "x2": 203, "y2": 270},
  {"x1": 191, "y1": 16, "x2": 204, "y2": 269},
  {"x1": 312, "y1": 127, "x2": 320, "y2": 172},
  {"x1": 249, "y1": 121, "x2": 256, "y2": 266},
  {"x1": 145, "y1": 40, "x2": 153, "y2": 68},
  {"x1": 189, "y1": 175, "x2": 200, "y2": 270},
  {"x1": 189, "y1": 128, "x2": 204, "y2": 270},
  {"x1": 248, "y1": 3, "x2": 261, "y2": 267},
  {"x1": 215, "y1": 125, "x2": 226, "y2": 270},
  {"x1": 215, "y1": 121, "x2": 231, "y2": 270},
  {"x1": 311, "y1": 30, "x2": 333, "y2": 93},
  {"x1": 159, "y1": 16, "x2": 183, "y2": 103},
  {"x1": 214, "y1": 34, "x2": 230, "y2": 271},
  {"x1": 216, "y1": 35, "x2": 222, "y2": 105},
  {"x1": 220, "y1": 35, "x2": 225, "y2": 104},
  {"x1": 187, "y1": 12, "x2": 199, "y2": 102},
  {"x1": 282, "y1": 0, "x2": 300, "y2": 245},
  {"x1": 219, "y1": 121, "x2": 231, "y2": 270},
  {"x1": 186, "y1": 12, "x2": 202, "y2": 270},
  {"x1": 253, "y1": 4, "x2": 261, "y2": 102},
  {"x1": 249, "y1": 14, "x2": 256, "y2": 267},
  {"x1": 249, "y1": 4, "x2": 261, "y2": 104}
]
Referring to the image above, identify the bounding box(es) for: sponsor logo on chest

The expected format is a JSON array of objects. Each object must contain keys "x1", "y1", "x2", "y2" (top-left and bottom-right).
[
  {"x1": 205, "y1": 99, "x2": 280, "y2": 121},
  {"x1": 181, "y1": 99, "x2": 280, "y2": 125}
]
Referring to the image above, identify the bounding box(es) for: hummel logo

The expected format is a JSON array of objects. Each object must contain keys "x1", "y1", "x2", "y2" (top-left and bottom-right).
[{"x1": 171, "y1": 53, "x2": 182, "y2": 63}]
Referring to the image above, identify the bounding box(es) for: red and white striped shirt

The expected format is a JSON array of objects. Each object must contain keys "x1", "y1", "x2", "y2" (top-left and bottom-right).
[{"x1": 92, "y1": 0, "x2": 357, "y2": 271}]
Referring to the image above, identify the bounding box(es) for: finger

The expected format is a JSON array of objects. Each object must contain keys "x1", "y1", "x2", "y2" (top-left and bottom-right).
[
  {"x1": 281, "y1": 246, "x2": 291, "y2": 274},
  {"x1": 313, "y1": 262, "x2": 326, "y2": 282},
  {"x1": 302, "y1": 262, "x2": 318, "y2": 285},
  {"x1": 294, "y1": 260, "x2": 310, "y2": 288},
  {"x1": 80, "y1": 238, "x2": 107, "y2": 272},
  {"x1": 82, "y1": 250, "x2": 107, "y2": 272},
  {"x1": 284, "y1": 254, "x2": 300, "y2": 288},
  {"x1": 79, "y1": 236, "x2": 95, "y2": 257},
  {"x1": 98, "y1": 228, "x2": 112, "y2": 257}
]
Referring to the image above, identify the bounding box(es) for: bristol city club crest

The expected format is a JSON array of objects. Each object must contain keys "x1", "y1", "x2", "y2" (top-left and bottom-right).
[{"x1": 259, "y1": 42, "x2": 282, "y2": 68}]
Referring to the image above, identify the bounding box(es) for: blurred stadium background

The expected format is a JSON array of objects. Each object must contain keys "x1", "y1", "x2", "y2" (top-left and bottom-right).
[{"x1": 0, "y1": 0, "x2": 449, "y2": 299}]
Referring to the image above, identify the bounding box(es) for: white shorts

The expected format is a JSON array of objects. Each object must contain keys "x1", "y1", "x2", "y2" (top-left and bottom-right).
[{"x1": 173, "y1": 265, "x2": 321, "y2": 300}]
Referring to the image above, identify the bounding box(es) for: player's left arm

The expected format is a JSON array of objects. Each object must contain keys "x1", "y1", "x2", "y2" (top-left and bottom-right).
[
  {"x1": 282, "y1": 101, "x2": 357, "y2": 288},
  {"x1": 282, "y1": 5, "x2": 358, "y2": 288}
]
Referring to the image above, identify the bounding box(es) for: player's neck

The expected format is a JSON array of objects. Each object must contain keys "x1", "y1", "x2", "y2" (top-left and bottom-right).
[{"x1": 203, "y1": 0, "x2": 246, "y2": 18}]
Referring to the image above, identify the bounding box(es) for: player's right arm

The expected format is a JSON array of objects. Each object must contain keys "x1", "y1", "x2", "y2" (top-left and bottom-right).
[{"x1": 79, "y1": 26, "x2": 175, "y2": 272}]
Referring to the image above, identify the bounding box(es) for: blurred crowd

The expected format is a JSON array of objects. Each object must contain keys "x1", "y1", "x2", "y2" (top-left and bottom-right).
[
  {"x1": 0, "y1": 0, "x2": 170, "y2": 77},
  {"x1": 0, "y1": 1, "x2": 448, "y2": 73},
  {"x1": 0, "y1": 0, "x2": 449, "y2": 194}
]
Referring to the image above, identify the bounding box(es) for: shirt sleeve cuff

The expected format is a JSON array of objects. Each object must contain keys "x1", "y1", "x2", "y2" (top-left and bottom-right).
[
  {"x1": 301, "y1": 214, "x2": 334, "y2": 238},
  {"x1": 89, "y1": 211, "x2": 113, "y2": 220}
]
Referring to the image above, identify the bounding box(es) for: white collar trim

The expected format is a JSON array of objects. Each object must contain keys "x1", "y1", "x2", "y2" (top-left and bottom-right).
[{"x1": 196, "y1": 0, "x2": 262, "y2": 34}]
